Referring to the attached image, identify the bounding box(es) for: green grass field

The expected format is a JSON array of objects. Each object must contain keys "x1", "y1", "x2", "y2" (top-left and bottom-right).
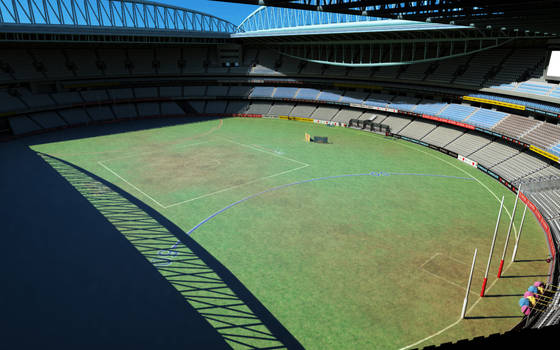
[{"x1": 31, "y1": 117, "x2": 552, "y2": 349}]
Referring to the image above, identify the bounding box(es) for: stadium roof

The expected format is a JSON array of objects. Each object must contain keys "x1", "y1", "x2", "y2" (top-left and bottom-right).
[
  {"x1": 234, "y1": 6, "x2": 468, "y2": 37},
  {"x1": 214, "y1": 0, "x2": 560, "y2": 35}
]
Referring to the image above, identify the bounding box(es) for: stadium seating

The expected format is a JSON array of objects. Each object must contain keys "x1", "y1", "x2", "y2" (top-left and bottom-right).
[
  {"x1": 268, "y1": 102, "x2": 295, "y2": 117},
  {"x1": 469, "y1": 141, "x2": 520, "y2": 168},
  {"x1": 446, "y1": 132, "x2": 492, "y2": 156},
  {"x1": 522, "y1": 123, "x2": 560, "y2": 150},
  {"x1": 438, "y1": 104, "x2": 478, "y2": 122},
  {"x1": 245, "y1": 101, "x2": 272, "y2": 115},
  {"x1": 225, "y1": 101, "x2": 249, "y2": 114},
  {"x1": 421, "y1": 125, "x2": 465, "y2": 147},
  {"x1": 112, "y1": 104, "x2": 138, "y2": 119},
  {"x1": 205, "y1": 101, "x2": 228, "y2": 114},
  {"x1": 414, "y1": 101, "x2": 447, "y2": 116},
  {"x1": 398, "y1": 120, "x2": 437, "y2": 140},
  {"x1": 273, "y1": 87, "x2": 299, "y2": 99},
  {"x1": 464, "y1": 109, "x2": 509, "y2": 129},
  {"x1": 491, "y1": 114, "x2": 542, "y2": 139},
  {"x1": 491, "y1": 152, "x2": 550, "y2": 184}
]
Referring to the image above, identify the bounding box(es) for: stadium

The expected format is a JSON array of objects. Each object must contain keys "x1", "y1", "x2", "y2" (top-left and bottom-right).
[{"x1": 2, "y1": 0, "x2": 560, "y2": 348}]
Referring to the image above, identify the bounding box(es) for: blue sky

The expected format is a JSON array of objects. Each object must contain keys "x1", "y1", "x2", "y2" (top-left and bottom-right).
[{"x1": 159, "y1": 0, "x2": 260, "y2": 25}]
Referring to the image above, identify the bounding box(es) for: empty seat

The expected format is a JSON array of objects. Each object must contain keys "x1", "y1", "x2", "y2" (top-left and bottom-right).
[
  {"x1": 51, "y1": 92, "x2": 84, "y2": 105},
  {"x1": 112, "y1": 104, "x2": 138, "y2": 119},
  {"x1": 86, "y1": 106, "x2": 115, "y2": 121},
  {"x1": 128, "y1": 49, "x2": 154, "y2": 75},
  {"x1": 81, "y1": 90, "x2": 109, "y2": 102},
  {"x1": 29, "y1": 111, "x2": 67, "y2": 129},
  {"x1": 97, "y1": 49, "x2": 128, "y2": 75},
  {"x1": 58, "y1": 108, "x2": 91, "y2": 125},
  {"x1": 184, "y1": 86, "x2": 207, "y2": 97},
  {"x1": 225, "y1": 101, "x2": 249, "y2": 114},
  {"x1": 134, "y1": 87, "x2": 158, "y2": 98},
  {"x1": 205, "y1": 101, "x2": 227, "y2": 114},
  {"x1": 159, "y1": 86, "x2": 183, "y2": 98},
  {"x1": 9, "y1": 116, "x2": 42, "y2": 135},
  {"x1": 137, "y1": 102, "x2": 159, "y2": 117},
  {"x1": 107, "y1": 88, "x2": 134, "y2": 100},
  {"x1": 0, "y1": 92, "x2": 26, "y2": 113},
  {"x1": 206, "y1": 86, "x2": 229, "y2": 97},
  {"x1": 161, "y1": 102, "x2": 184, "y2": 115}
]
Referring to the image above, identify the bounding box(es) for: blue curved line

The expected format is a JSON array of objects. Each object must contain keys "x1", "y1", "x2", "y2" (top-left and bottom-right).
[
  {"x1": 170, "y1": 171, "x2": 475, "y2": 246},
  {"x1": 186, "y1": 172, "x2": 372, "y2": 236}
]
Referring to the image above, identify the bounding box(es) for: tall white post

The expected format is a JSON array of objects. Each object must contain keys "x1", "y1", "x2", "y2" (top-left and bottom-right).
[
  {"x1": 481, "y1": 196, "x2": 504, "y2": 297},
  {"x1": 462, "y1": 248, "x2": 478, "y2": 319},
  {"x1": 512, "y1": 204, "x2": 528, "y2": 262},
  {"x1": 498, "y1": 185, "x2": 521, "y2": 278}
]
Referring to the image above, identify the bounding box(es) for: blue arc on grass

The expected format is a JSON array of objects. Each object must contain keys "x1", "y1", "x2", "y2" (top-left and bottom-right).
[{"x1": 169, "y1": 171, "x2": 474, "y2": 249}]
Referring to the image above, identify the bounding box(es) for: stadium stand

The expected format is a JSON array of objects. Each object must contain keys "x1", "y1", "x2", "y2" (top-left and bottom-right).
[
  {"x1": 446, "y1": 132, "x2": 492, "y2": 156},
  {"x1": 438, "y1": 104, "x2": 478, "y2": 122},
  {"x1": 421, "y1": 125, "x2": 465, "y2": 147},
  {"x1": 0, "y1": 92, "x2": 27, "y2": 113},
  {"x1": 469, "y1": 141, "x2": 521, "y2": 168},
  {"x1": 398, "y1": 119, "x2": 438, "y2": 140},
  {"x1": 311, "y1": 106, "x2": 340, "y2": 121},
  {"x1": 492, "y1": 152, "x2": 551, "y2": 184},
  {"x1": 29, "y1": 112, "x2": 67, "y2": 129},
  {"x1": 290, "y1": 104, "x2": 317, "y2": 117},
  {"x1": 58, "y1": 108, "x2": 91, "y2": 125},
  {"x1": 245, "y1": 101, "x2": 272, "y2": 115},
  {"x1": 268, "y1": 102, "x2": 296, "y2": 117},
  {"x1": 205, "y1": 101, "x2": 228, "y2": 114},
  {"x1": 492, "y1": 115, "x2": 542, "y2": 139},
  {"x1": 331, "y1": 109, "x2": 363, "y2": 123},
  {"x1": 112, "y1": 104, "x2": 138, "y2": 119},
  {"x1": 159, "y1": 87, "x2": 183, "y2": 98},
  {"x1": 464, "y1": 109, "x2": 509, "y2": 129},
  {"x1": 8, "y1": 116, "x2": 42, "y2": 135},
  {"x1": 522, "y1": 123, "x2": 560, "y2": 150},
  {"x1": 4, "y1": 4, "x2": 560, "y2": 348},
  {"x1": 225, "y1": 101, "x2": 249, "y2": 114}
]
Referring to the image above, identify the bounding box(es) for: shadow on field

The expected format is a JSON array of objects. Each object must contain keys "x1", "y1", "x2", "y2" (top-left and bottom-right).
[
  {"x1": 514, "y1": 259, "x2": 548, "y2": 263},
  {"x1": 17, "y1": 115, "x2": 225, "y2": 147},
  {"x1": 501, "y1": 274, "x2": 550, "y2": 279},
  {"x1": 483, "y1": 294, "x2": 524, "y2": 298},
  {"x1": 465, "y1": 315, "x2": 523, "y2": 320},
  {"x1": 0, "y1": 118, "x2": 302, "y2": 349}
]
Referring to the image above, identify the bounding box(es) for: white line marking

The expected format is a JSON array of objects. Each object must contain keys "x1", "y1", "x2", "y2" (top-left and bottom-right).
[
  {"x1": 419, "y1": 253, "x2": 479, "y2": 297},
  {"x1": 375, "y1": 135, "x2": 519, "y2": 237},
  {"x1": 97, "y1": 161, "x2": 166, "y2": 208},
  {"x1": 419, "y1": 268, "x2": 479, "y2": 297},
  {"x1": 100, "y1": 140, "x2": 211, "y2": 163},
  {"x1": 219, "y1": 137, "x2": 310, "y2": 167},
  {"x1": 164, "y1": 163, "x2": 309, "y2": 208},
  {"x1": 419, "y1": 253, "x2": 442, "y2": 269},
  {"x1": 345, "y1": 133, "x2": 526, "y2": 349},
  {"x1": 399, "y1": 258, "x2": 516, "y2": 350},
  {"x1": 98, "y1": 137, "x2": 310, "y2": 209}
]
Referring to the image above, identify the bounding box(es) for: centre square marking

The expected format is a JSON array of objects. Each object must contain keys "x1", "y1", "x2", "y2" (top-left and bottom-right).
[{"x1": 99, "y1": 138, "x2": 309, "y2": 208}]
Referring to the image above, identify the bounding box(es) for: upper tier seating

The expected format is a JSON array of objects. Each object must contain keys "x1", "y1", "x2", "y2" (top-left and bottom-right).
[
  {"x1": 521, "y1": 123, "x2": 560, "y2": 150},
  {"x1": 438, "y1": 104, "x2": 477, "y2": 122},
  {"x1": 414, "y1": 101, "x2": 447, "y2": 116},
  {"x1": 491, "y1": 114, "x2": 542, "y2": 139},
  {"x1": 463, "y1": 109, "x2": 509, "y2": 129}
]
